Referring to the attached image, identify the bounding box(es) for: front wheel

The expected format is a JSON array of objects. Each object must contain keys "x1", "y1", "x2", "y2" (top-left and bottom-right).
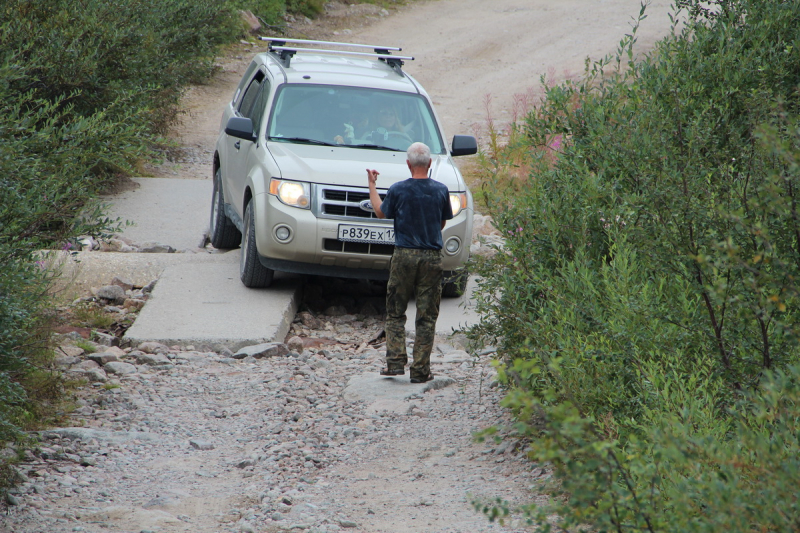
[
  {"x1": 209, "y1": 167, "x2": 241, "y2": 249},
  {"x1": 240, "y1": 199, "x2": 274, "y2": 288},
  {"x1": 442, "y1": 270, "x2": 468, "y2": 298}
]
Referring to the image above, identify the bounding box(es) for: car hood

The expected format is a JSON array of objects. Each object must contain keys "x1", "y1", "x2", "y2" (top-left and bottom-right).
[{"x1": 266, "y1": 143, "x2": 464, "y2": 191}]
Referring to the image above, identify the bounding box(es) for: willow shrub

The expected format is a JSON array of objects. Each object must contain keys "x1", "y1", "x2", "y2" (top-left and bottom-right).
[
  {"x1": 0, "y1": 0, "x2": 251, "y2": 485},
  {"x1": 472, "y1": 0, "x2": 800, "y2": 530}
]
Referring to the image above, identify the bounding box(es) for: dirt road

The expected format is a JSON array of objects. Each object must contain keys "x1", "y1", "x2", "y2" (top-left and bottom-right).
[
  {"x1": 155, "y1": 0, "x2": 675, "y2": 181},
  {"x1": 351, "y1": 0, "x2": 675, "y2": 138}
]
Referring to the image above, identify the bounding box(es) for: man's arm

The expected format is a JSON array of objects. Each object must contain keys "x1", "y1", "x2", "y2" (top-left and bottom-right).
[{"x1": 366, "y1": 169, "x2": 386, "y2": 219}]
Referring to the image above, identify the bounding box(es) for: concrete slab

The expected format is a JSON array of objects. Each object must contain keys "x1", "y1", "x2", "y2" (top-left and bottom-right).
[
  {"x1": 51, "y1": 250, "x2": 239, "y2": 299},
  {"x1": 342, "y1": 371, "x2": 455, "y2": 405},
  {"x1": 124, "y1": 260, "x2": 300, "y2": 352},
  {"x1": 103, "y1": 178, "x2": 212, "y2": 251}
]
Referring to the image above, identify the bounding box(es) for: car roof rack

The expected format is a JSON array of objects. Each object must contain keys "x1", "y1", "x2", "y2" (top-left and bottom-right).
[{"x1": 259, "y1": 37, "x2": 414, "y2": 75}]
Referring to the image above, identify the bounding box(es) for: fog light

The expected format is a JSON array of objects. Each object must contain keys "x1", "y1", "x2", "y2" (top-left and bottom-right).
[
  {"x1": 274, "y1": 225, "x2": 292, "y2": 243},
  {"x1": 444, "y1": 237, "x2": 460, "y2": 255}
]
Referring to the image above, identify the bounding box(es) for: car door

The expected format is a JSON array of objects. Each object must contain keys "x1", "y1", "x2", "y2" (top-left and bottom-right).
[{"x1": 225, "y1": 68, "x2": 269, "y2": 217}]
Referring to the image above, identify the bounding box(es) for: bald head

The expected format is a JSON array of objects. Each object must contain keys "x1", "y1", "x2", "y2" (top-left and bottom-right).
[{"x1": 406, "y1": 142, "x2": 431, "y2": 169}]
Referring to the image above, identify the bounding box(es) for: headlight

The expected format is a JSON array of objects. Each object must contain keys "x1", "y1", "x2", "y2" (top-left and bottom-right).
[
  {"x1": 449, "y1": 193, "x2": 467, "y2": 217},
  {"x1": 270, "y1": 178, "x2": 310, "y2": 209},
  {"x1": 444, "y1": 237, "x2": 461, "y2": 255}
]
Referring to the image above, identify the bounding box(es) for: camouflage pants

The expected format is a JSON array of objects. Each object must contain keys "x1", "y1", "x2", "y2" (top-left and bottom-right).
[{"x1": 385, "y1": 247, "x2": 443, "y2": 380}]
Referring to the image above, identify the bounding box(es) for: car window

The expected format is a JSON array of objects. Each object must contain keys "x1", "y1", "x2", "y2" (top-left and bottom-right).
[
  {"x1": 239, "y1": 70, "x2": 266, "y2": 119},
  {"x1": 267, "y1": 85, "x2": 446, "y2": 153},
  {"x1": 232, "y1": 61, "x2": 258, "y2": 105},
  {"x1": 251, "y1": 78, "x2": 272, "y2": 138}
]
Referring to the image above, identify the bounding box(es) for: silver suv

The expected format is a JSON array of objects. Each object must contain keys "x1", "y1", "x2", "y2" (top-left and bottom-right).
[{"x1": 209, "y1": 38, "x2": 477, "y2": 296}]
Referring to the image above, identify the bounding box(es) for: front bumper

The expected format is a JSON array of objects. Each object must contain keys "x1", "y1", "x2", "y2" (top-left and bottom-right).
[{"x1": 253, "y1": 191, "x2": 472, "y2": 279}]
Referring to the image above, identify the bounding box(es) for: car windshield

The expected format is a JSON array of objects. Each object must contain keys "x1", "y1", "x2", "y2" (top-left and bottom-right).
[{"x1": 267, "y1": 84, "x2": 446, "y2": 154}]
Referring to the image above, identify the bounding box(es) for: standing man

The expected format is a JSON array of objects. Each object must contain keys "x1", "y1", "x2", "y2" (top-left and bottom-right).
[{"x1": 367, "y1": 142, "x2": 453, "y2": 383}]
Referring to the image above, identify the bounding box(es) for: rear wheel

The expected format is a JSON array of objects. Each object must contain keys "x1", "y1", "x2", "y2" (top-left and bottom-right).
[
  {"x1": 209, "y1": 167, "x2": 241, "y2": 249},
  {"x1": 442, "y1": 270, "x2": 468, "y2": 298},
  {"x1": 240, "y1": 199, "x2": 274, "y2": 288}
]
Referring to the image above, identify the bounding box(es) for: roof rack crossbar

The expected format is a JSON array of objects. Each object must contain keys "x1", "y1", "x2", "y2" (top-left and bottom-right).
[
  {"x1": 259, "y1": 36, "x2": 401, "y2": 53},
  {"x1": 259, "y1": 37, "x2": 412, "y2": 71},
  {"x1": 267, "y1": 45, "x2": 414, "y2": 72}
]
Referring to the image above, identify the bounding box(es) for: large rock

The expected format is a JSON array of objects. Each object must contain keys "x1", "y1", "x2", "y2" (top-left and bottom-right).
[
  {"x1": 104, "y1": 361, "x2": 137, "y2": 375},
  {"x1": 82, "y1": 368, "x2": 109, "y2": 383},
  {"x1": 55, "y1": 356, "x2": 81, "y2": 368},
  {"x1": 96, "y1": 285, "x2": 126, "y2": 304},
  {"x1": 88, "y1": 352, "x2": 120, "y2": 365},
  {"x1": 111, "y1": 276, "x2": 134, "y2": 291},
  {"x1": 133, "y1": 352, "x2": 170, "y2": 366},
  {"x1": 137, "y1": 341, "x2": 170, "y2": 354},
  {"x1": 287, "y1": 336, "x2": 304, "y2": 353},
  {"x1": 74, "y1": 360, "x2": 100, "y2": 371},
  {"x1": 240, "y1": 9, "x2": 261, "y2": 32},
  {"x1": 232, "y1": 342, "x2": 289, "y2": 360},
  {"x1": 138, "y1": 242, "x2": 175, "y2": 254},
  {"x1": 93, "y1": 331, "x2": 118, "y2": 347},
  {"x1": 69, "y1": 367, "x2": 108, "y2": 383},
  {"x1": 57, "y1": 345, "x2": 84, "y2": 358},
  {"x1": 123, "y1": 298, "x2": 145, "y2": 311}
]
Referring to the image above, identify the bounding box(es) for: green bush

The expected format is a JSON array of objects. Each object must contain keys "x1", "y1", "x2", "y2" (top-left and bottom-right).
[
  {"x1": 285, "y1": 0, "x2": 325, "y2": 18},
  {"x1": 229, "y1": 0, "x2": 286, "y2": 27},
  {"x1": 2, "y1": 0, "x2": 239, "y2": 134},
  {"x1": 0, "y1": 0, "x2": 261, "y2": 488},
  {"x1": 472, "y1": 0, "x2": 800, "y2": 529}
]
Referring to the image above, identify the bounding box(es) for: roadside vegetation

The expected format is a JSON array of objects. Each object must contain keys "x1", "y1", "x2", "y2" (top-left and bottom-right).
[
  {"x1": 472, "y1": 0, "x2": 800, "y2": 530},
  {"x1": 0, "y1": 0, "x2": 321, "y2": 491}
]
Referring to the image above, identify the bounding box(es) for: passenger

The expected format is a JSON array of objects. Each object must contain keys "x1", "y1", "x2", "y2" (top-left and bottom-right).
[{"x1": 334, "y1": 109, "x2": 370, "y2": 145}]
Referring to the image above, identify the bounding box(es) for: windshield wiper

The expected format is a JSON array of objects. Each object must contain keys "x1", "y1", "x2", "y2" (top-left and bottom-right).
[
  {"x1": 269, "y1": 136, "x2": 336, "y2": 146},
  {"x1": 348, "y1": 143, "x2": 405, "y2": 152}
]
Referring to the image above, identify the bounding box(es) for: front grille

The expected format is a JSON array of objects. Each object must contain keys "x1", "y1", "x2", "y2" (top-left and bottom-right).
[
  {"x1": 320, "y1": 187, "x2": 385, "y2": 220},
  {"x1": 323, "y1": 239, "x2": 394, "y2": 256}
]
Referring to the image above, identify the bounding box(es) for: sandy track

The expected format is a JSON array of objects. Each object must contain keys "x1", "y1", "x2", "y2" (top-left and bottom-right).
[
  {"x1": 151, "y1": 0, "x2": 676, "y2": 180},
  {"x1": 351, "y1": 0, "x2": 675, "y2": 138}
]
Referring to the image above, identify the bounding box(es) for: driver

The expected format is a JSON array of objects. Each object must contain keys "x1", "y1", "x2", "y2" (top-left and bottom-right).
[{"x1": 370, "y1": 105, "x2": 408, "y2": 142}]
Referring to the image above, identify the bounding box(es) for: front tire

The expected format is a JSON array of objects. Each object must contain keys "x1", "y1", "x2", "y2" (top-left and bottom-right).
[
  {"x1": 209, "y1": 167, "x2": 241, "y2": 249},
  {"x1": 240, "y1": 199, "x2": 274, "y2": 288},
  {"x1": 442, "y1": 270, "x2": 468, "y2": 298}
]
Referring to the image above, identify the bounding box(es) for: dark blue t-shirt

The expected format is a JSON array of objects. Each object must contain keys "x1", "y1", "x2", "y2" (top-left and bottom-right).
[{"x1": 381, "y1": 178, "x2": 453, "y2": 250}]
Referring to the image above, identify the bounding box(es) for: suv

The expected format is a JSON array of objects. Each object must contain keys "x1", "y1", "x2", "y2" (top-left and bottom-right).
[{"x1": 209, "y1": 38, "x2": 477, "y2": 296}]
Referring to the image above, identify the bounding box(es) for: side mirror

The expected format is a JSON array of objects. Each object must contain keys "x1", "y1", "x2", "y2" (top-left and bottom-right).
[
  {"x1": 225, "y1": 116, "x2": 257, "y2": 142},
  {"x1": 451, "y1": 135, "x2": 477, "y2": 156}
]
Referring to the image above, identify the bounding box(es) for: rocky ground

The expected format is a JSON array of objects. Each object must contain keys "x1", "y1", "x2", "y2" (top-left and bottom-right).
[{"x1": 1, "y1": 274, "x2": 545, "y2": 533}]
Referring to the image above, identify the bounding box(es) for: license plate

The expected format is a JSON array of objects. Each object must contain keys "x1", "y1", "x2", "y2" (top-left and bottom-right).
[{"x1": 338, "y1": 224, "x2": 395, "y2": 244}]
